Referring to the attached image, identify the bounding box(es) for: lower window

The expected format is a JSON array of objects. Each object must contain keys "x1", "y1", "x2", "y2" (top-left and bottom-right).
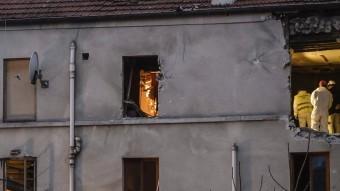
[
  {"x1": 2, "y1": 157, "x2": 36, "y2": 191},
  {"x1": 123, "y1": 158, "x2": 159, "y2": 191},
  {"x1": 290, "y1": 152, "x2": 329, "y2": 191}
]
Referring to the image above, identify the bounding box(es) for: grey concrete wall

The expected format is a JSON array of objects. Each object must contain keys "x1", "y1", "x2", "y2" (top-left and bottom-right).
[
  {"x1": 0, "y1": 121, "x2": 338, "y2": 191},
  {"x1": 0, "y1": 127, "x2": 69, "y2": 191},
  {"x1": 0, "y1": 121, "x2": 292, "y2": 191},
  {"x1": 0, "y1": 14, "x2": 290, "y2": 121}
]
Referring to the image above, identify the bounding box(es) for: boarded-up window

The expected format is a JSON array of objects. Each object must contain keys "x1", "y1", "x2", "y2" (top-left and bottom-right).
[
  {"x1": 290, "y1": 152, "x2": 329, "y2": 191},
  {"x1": 123, "y1": 158, "x2": 159, "y2": 191},
  {"x1": 4, "y1": 59, "x2": 36, "y2": 121},
  {"x1": 2, "y1": 157, "x2": 36, "y2": 191},
  {"x1": 123, "y1": 56, "x2": 160, "y2": 118}
]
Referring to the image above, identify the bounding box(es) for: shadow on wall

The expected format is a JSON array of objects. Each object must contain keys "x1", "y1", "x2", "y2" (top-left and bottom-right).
[{"x1": 36, "y1": 143, "x2": 55, "y2": 191}]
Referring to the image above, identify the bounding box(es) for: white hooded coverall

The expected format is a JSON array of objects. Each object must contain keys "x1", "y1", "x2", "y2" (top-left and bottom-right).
[{"x1": 311, "y1": 87, "x2": 333, "y2": 132}]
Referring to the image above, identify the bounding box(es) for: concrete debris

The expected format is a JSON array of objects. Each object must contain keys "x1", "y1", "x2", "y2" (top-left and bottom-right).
[
  {"x1": 211, "y1": 0, "x2": 236, "y2": 6},
  {"x1": 289, "y1": 118, "x2": 340, "y2": 144}
]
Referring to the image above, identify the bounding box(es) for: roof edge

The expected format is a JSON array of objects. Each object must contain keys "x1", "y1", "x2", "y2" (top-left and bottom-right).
[{"x1": 1, "y1": 1, "x2": 340, "y2": 26}]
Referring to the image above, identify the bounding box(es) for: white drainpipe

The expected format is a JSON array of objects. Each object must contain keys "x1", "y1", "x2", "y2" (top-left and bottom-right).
[
  {"x1": 232, "y1": 143, "x2": 238, "y2": 191},
  {"x1": 69, "y1": 41, "x2": 76, "y2": 191}
]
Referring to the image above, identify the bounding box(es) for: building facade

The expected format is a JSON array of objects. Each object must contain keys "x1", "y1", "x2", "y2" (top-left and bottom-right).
[{"x1": 0, "y1": 1, "x2": 339, "y2": 191}]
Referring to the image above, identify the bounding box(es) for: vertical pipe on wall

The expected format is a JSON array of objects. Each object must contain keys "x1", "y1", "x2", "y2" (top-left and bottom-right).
[
  {"x1": 69, "y1": 41, "x2": 76, "y2": 191},
  {"x1": 232, "y1": 143, "x2": 238, "y2": 191}
]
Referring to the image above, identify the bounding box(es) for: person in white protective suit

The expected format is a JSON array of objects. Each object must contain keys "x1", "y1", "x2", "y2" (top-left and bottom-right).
[{"x1": 311, "y1": 80, "x2": 333, "y2": 133}]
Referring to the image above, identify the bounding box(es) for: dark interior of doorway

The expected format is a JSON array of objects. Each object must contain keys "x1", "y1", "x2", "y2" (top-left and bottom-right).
[{"x1": 291, "y1": 67, "x2": 340, "y2": 97}]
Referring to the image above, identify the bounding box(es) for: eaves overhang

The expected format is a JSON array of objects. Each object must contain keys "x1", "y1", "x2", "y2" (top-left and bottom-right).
[{"x1": 1, "y1": 1, "x2": 340, "y2": 26}]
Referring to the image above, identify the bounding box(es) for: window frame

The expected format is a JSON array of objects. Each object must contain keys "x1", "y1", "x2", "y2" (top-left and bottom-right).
[
  {"x1": 289, "y1": 152, "x2": 330, "y2": 191},
  {"x1": 122, "y1": 55, "x2": 160, "y2": 118},
  {"x1": 123, "y1": 157, "x2": 159, "y2": 191},
  {"x1": 3, "y1": 58, "x2": 37, "y2": 122},
  {"x1": 1, "y1": 156, "x2": 37, "y2": 191}
]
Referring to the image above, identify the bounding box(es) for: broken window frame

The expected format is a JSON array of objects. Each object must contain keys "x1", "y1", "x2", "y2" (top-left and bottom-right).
[
  {"x1": 1, "y1": 157, "x2": 37, "y2": 191},
  {"x1": 123, "y1": 158, "x2": 159, "y2": 191},
  {"x1": 3, "y1": 58, "x2": 37, "y2": 122},
  {"x1": 122, "y1": 56, "x2": 160, "y2": 118},
  {"x1": 289, "y1": 152, "x2": 330, "y2": 191}
]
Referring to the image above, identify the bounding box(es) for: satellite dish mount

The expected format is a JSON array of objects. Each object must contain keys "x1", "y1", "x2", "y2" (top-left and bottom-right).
[{"x1": 29, "y1": 52, "x2": 49, "y2": 88}]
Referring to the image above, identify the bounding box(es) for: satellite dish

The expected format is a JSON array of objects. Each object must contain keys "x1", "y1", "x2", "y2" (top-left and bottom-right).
[
  {"x1": 28, "y1": 52, "x2": 49, "y2": 88},
  {"x1": 29, "y1": 51, "x2": 39, "y2": 84}
]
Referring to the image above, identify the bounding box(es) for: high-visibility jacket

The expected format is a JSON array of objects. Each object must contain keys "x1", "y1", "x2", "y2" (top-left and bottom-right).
[{"x1": 293, "y1": 90, "x2": 313, "y2": 117}]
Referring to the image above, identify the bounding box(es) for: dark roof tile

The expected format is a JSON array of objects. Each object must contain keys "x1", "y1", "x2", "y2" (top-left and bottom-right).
[{"x1": 0, "y1": 0, "x2": 338, "y2": 22}]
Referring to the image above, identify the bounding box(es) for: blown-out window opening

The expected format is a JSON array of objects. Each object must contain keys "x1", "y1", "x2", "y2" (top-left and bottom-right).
[
  {"x1": 289, "y1": 15, "x2": 340, "y2": 135},
  {"x1": 123, "y1": 56, "x2": 160, "y2": 118}
]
